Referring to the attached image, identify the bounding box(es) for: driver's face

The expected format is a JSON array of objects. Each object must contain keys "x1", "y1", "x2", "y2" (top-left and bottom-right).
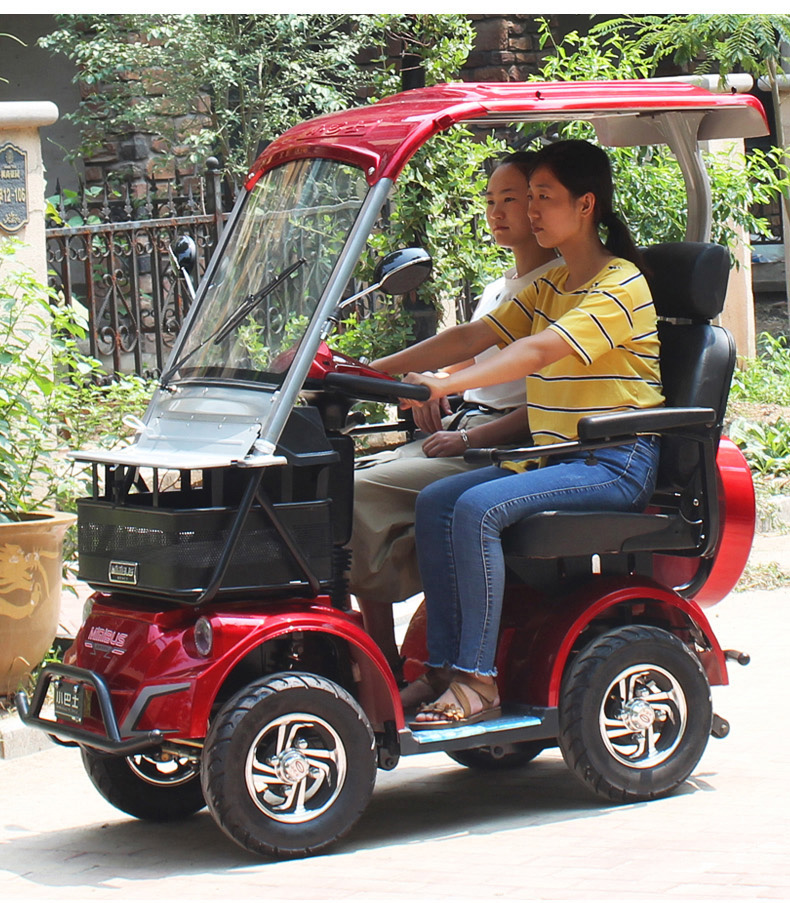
[{"x1": 527, "y1": 165, "x2": 594, "y2": 250}]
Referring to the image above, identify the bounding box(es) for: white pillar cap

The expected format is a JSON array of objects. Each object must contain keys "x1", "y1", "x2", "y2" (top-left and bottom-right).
[{"x1": 0, "y1": 101, "x2": 59, "y2": 129}]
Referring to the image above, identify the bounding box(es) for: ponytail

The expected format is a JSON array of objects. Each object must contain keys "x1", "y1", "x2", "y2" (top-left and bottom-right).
[{"x1": 601, "y1": 211, "x2": 644, "y2": 270}]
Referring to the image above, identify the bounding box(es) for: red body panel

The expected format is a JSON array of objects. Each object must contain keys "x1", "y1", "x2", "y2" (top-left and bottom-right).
[
  {"x1": 307, "y1": 342, "x2": 396, "y2": 381},
  {"x1": 652, "y1": 437, "x2": 755, "y2": 607},
  {"x1": 402, "y1": 577, "x2": 728, "y2": 712},
  {"x1": 67, "y1": 596, "x2": 405, "y2": 741},
  {"x1": 499, "y1": 580, "x2": 728, "y2": 708}
]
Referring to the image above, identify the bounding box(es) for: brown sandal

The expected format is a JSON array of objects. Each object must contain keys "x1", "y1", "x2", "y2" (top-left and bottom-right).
[
  {"x1": 409, "y1": 675, "x2": 501, "y2": 731},
  {"x1": 399, "y1": 667, "x2": 451, "y2": 709}
]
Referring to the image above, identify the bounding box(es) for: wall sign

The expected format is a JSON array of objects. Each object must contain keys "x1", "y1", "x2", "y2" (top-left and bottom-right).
[{"x1": 0, "y1": 143, "x2": 29, "y2": 234}]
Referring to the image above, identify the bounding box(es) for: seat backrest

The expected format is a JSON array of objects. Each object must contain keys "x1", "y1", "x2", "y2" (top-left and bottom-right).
[{"x1": 641, "y1": 242, "x2": 735, "y2": 492}]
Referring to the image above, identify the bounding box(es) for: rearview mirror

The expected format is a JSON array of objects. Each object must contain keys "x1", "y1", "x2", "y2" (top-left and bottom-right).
[
  {"x1": 321, "y1": 247, "x2": 433, "y2": 340},
  {"x1": 372, "y1": 247, "x2": 432, "y2": 296},
  {"x1": 170, "y1": 235, "x2": 198, "y2": 302},
  {"x1": 173, "y1": 235, "x2": 197, "y2": 272}
]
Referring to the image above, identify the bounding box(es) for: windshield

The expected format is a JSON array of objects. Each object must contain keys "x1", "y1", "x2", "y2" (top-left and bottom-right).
[{"x1": 166, "y1": 158, "x2": 367, "y2": 384}]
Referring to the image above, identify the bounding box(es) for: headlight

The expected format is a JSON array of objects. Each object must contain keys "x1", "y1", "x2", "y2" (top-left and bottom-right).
[
  {"x1": 82, "y1": 596, "x2": 94, "y2": 623},
  {"x1": 194, "y1": 617, "x2": 214, "y2": 657}
]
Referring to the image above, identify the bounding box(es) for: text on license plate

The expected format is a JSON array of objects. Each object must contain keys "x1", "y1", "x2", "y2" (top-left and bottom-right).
[{"x1": 54, "y1": 681, "x2": 84, "y2": 723}]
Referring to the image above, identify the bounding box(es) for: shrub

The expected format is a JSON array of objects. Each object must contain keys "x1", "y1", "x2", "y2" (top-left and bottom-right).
[{"x1": 0, "y1": 238, "x2": 152, "y2": 521}]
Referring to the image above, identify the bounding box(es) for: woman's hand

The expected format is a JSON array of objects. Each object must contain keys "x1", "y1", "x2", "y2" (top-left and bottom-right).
[
  {"x1": 411, "y1": 395, "x2": 452, "y2": 434},
  {"x1": 399, "y1": 371, "x2": 448, "y2": 410},
  {"x1": 422, "y1": 429, "x2": 467, "y2": 458}
]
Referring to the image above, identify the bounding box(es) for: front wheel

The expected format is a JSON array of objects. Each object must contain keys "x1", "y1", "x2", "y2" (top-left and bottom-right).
[
  {"x1": 558, "y1": 625, "x2": 712, "y2": 803},
  {"x1": 81, "y1": 748, "x2": 205, "y2": 820},
  {"x1": 201, "y1": 672, "x2": 376, "y2": 859}
]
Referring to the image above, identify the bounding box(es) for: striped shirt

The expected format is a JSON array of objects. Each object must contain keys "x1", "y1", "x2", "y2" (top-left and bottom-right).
[{"x1": 482, "y1": 258, "x2": 664, "y2": 446}]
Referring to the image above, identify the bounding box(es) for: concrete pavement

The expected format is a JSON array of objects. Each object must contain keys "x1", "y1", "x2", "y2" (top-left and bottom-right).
[{"x1": 1, "y1": 531, "x2": 789, "y2": 901}]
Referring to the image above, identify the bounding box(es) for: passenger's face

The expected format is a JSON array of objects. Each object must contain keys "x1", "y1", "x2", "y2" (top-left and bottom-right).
[
  {"x1": 527, "y1": 165, "x2": 594, "y2": 249},
  {"x1": 485, "y1": 164, "x2": 535, "y2": 251}
]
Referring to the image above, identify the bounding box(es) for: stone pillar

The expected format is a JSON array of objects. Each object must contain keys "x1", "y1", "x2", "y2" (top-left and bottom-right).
[
  {"x1": 656, "y1": 75, "x2": 757, "y2": 360},
  {"x1": 758, "y1": 72, "x2": 790, "y2": 324},
  {"x1": 0, "y1": 101, "x2": 59, "y2": 286},
  {"x1": 706, "y1": 137, "x2": 756, "y2": 361}
]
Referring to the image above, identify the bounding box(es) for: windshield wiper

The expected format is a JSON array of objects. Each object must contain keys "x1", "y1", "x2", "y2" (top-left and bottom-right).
[
  {"x1": 211, "y1": 258, "x2": 307, "y2": 346},
  {"x1": 160, "y1": 258, "x2": 306, "y2": 387}
]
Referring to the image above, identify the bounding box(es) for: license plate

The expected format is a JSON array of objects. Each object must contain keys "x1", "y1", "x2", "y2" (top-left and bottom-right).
[{"x1": 54, "y1": 680, "x2": 84, "y2": 723}]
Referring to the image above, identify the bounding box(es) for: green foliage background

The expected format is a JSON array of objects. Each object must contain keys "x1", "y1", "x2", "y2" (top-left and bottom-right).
[{"x1": 531, "y1": 20, "x2": 790, "y2": 253}]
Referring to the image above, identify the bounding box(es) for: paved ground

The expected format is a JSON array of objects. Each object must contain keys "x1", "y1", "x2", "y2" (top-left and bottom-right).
[{"x1": 1, "y1": 532, "x2": 789, "y2": 902}]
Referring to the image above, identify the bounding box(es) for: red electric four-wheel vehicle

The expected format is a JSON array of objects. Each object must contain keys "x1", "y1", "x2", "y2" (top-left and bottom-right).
[{"x1": 19, "y1": 80, "x2": 762, "y2": 858}]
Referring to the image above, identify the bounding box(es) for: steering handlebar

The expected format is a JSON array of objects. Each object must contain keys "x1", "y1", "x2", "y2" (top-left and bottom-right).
[{"x1": 322, "y1": 372, "x2": 431, "y2": 402}]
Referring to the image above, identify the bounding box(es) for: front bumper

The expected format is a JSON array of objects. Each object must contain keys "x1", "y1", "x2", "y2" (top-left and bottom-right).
[{"x1": 16, "y1": 663, "x2": 174, "y2": 755}]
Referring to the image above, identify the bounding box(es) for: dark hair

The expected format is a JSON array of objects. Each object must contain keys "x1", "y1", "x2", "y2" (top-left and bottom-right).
[
  {"x1": 497, "y1": 150, "x2": 539, "y2": 182},
  {"x1": 531, "y1": 140, "x2": 643, "y2": 268},
  {"x1": 485, "y1": 149, "x2": 538, "y2": 181}
]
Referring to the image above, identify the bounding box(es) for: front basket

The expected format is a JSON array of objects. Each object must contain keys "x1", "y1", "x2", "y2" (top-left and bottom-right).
[{"x1": 77, "y1": 495, "x2": 333, "y2": 603}]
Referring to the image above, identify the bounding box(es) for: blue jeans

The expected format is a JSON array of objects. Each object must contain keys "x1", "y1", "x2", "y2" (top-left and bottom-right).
[{"x1": 414, "y1": 436, "x2": 661, "y2": 677}]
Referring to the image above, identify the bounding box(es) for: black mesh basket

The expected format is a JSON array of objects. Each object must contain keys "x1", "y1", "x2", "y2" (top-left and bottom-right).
[{"x1": 77, "y1": 495, "x2": 333, "y2": 602}]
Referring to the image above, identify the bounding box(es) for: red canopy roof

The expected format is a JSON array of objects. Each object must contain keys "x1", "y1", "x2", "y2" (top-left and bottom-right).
[{"x1": 247, "y1": 80, "x2": 768, "y2": 188}]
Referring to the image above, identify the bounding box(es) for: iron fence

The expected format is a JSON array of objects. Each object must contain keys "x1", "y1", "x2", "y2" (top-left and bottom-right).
[{"x1": 46, "y1": 159, "x2": 234, "y2": 378}]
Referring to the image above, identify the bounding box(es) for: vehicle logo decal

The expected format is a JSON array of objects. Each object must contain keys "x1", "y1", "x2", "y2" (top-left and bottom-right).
[
  {"x1": 85, "y1": 626, "x2": 129, "y2": 655},
  {"x1": 109, "y1": 560, "x2": 138, "y2": 585}
]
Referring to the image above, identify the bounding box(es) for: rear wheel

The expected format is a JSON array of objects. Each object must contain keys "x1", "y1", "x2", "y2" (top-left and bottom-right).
[
  {"x1": 81, "y1": 748, "x2": 205, "y2": 820},
  {"x1": 559, "y1": 625, "x2": 712, "y2": 802},
  {"x1": 201, "y1": 672, "x2": 376, "y2": 859}
]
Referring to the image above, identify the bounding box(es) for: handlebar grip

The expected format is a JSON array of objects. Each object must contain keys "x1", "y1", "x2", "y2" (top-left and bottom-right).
[
  {"x1": 389, "y1": 381, "x2": 431, "y2": 401},
  {"x1": 322, "y1": 372, "x2": 431, "y2": 401}
]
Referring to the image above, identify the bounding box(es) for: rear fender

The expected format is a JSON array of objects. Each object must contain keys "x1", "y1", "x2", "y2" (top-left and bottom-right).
[{"x1": 498, "y1": 578, "x2": 728, "y2": 708}]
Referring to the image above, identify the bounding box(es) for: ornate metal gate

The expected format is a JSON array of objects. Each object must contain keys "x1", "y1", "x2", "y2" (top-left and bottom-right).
[{"x1": 46, "y1": 159, "x2": 234, "y2": 378}]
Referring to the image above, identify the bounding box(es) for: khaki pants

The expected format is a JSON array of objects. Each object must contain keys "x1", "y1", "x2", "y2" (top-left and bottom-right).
[{"x1": 347, "y1": 410, "x2": 504, "y2": 604}]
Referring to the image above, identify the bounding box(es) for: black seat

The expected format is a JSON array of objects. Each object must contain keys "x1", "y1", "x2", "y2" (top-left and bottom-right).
[{"x1": 501, "y1": 242, "x2": 734, "y2": 596}]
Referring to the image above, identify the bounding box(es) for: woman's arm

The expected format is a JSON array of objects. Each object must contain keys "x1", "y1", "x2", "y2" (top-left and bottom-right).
[
  {"x1": 404, "y1": 328, "x2": 573, "y2": 402},
  {"x1": 441, "y1": 358, "x2": 475, "y2": 374},
  {"x1": 371, "y1": 319, "x2": 496, "y2": 376}
]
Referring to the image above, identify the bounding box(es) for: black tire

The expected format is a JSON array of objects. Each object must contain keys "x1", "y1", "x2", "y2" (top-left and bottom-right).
[
  {"x1": 447, "y1": 740, "x2": 549, "y2": 771},
  {"x1": 81, "y1": 748, "x2": 205, "y2": 821},
  {"x1": 558, "y1": 625, "x2": 712, "y2": 803},
  {"x1": 200, "y1": 672, "x2": 376, "y2": 859}
]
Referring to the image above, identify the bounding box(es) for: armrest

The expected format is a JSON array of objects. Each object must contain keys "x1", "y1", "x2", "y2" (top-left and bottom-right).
[
  {"x1": 464, "y1": 406, "x2": 718, "y2": 466},
  {"x1": 577, "y1": 407, "x2": 717, "y2": 442}
]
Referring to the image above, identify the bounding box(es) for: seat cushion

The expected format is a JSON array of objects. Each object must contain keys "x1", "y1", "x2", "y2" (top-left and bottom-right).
[{"x1": 502, "y1": 509, "x2": 700, "y2": 560}]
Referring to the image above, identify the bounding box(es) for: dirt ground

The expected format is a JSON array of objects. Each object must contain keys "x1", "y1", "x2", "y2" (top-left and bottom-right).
[{"x1": 754, "y1": 290, "x2": 789, "y2": 340}]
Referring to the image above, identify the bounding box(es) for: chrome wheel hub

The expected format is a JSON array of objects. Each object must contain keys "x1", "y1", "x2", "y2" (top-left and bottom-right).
[
  {"x1": 245, "y1": 713, "x2": 347, "y2": 823},
  {"x1": 274, "y1": 747, "x2": 311, "y2": 784},
  {"x1": 620, "y1": 698, "x2": 657, "y2": 732},
  {"x1": 127, "y1": 752, "x2": 199, "y2": 787},
  {"x1": 599, "y1": 664, "x2": 687, "y2": 769}
]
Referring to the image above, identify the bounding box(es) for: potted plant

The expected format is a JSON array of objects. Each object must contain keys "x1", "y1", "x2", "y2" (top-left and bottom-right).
[{"x1": 0, "y1": 238, "x2": 79, "y2": 697}]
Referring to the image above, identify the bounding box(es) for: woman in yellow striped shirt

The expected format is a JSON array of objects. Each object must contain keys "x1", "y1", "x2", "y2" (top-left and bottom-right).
[{"x1": 373, "y1": 140, "x2": 664, "y2": 727}]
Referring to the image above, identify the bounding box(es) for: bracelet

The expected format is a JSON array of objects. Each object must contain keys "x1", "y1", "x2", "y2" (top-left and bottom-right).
[{"x1": 459, "y1": 428, "x2": 470, "y2": 449}]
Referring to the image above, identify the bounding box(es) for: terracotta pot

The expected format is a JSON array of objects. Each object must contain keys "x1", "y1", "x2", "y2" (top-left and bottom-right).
[{"x1": 0, "y1": 510, "x2": 77, "y2": 696}]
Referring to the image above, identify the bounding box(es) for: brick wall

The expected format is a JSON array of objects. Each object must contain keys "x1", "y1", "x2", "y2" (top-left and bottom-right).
[{"x1": 462, "y1": 15, "x2": 554, "y2": 82}]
